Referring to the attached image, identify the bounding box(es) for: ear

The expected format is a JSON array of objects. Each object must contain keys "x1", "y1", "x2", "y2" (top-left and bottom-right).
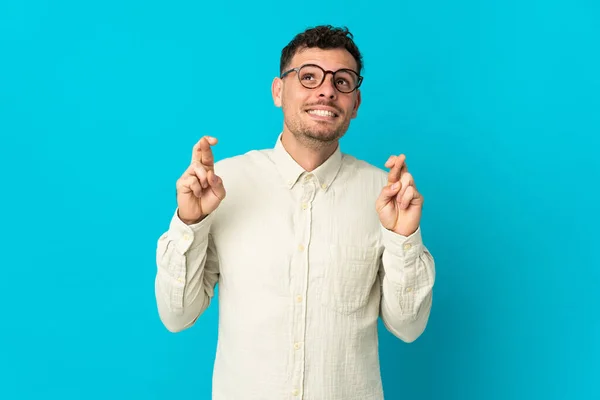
[
  {"x1": 351, "y1": 89, "x2": 362, "y2": 119},
  {"x1": 272, "y1": 77, "x2": 283, "y2": 108}
]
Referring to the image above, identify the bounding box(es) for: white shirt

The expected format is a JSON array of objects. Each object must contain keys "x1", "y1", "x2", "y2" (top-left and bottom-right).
[{"x1": 155, "y1": 134, "x2": 436, "y2": 400}]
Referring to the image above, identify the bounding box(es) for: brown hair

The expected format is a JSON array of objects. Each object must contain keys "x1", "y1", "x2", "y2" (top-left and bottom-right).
[{"x1": 280, "y1": 25, "x2": 363, "y2": 74}]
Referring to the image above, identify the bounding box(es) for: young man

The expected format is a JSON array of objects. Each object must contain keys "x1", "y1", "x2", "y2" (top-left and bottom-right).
[{"x1": 155, "y1": 25, "x2": 435, "y2": 400}]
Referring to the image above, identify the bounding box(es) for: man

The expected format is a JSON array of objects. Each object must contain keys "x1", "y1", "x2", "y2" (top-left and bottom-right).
[{"x1": 155, "y1": 25, "x2": 435, "y2": 400}]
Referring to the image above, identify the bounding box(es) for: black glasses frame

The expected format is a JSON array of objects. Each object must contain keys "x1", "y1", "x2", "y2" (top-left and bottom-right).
[{"x1": 280, "y1": 63, "x2": 363, "y2": 93}]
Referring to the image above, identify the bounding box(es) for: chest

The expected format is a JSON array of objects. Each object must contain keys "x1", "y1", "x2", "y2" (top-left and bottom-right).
[{"x1": 210, "y1": 175, "x2": 384, "y2": 295}]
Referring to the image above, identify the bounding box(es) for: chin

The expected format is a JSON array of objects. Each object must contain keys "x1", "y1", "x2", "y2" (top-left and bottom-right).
[
  {"x1": 286, "y1": 115, "x2": 348, "y2": 144},
  {"x1": 304, "y1": 128, "x2": 343, "y2": 143}
]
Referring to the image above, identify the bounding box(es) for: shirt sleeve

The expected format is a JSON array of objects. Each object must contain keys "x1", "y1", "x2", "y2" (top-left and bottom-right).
[
  {"x1": 154, "y1": 209, "x2": 220, "y2": 332},
  {"x1": 378, "y1": 225, "x2": 436, "y2": 342}
]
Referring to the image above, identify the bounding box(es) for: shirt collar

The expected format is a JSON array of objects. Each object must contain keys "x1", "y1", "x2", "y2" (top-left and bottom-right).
[{"x1": 272, "y1": 133, "x2": 343, "y2": 191}]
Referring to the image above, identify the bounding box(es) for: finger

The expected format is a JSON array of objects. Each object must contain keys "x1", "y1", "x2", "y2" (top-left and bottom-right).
[
  {"x1": 177, "y1": 175, "x2": 203, "y2": 198},
  {"x1": 397, "y1": 185, "x2": 415, "y2": 209},
  {"x1": 192, "y1": 136, "x2": 218, "y2": 168},
  {"x1": 191, "y1": 136, "x2": 217, "y2": 160},
  {"x1": 191, "y1": 139, "x2": 202, "y2": 163},
  {"x1": 193, "y1": 165, "x2": 209, "y2": 189},
  {"x1": 387, "y1": 154, "x2": 406, "y2": 184},
  {"x1": 397, "y1": 171, "x2": 414, "y2": 199},
  {"x1": 375, "y1": 180, "x2": 402, "y2": 212},
  {"x1": 189, "y1": 179, "x2": 203, "y2": 198},
  {"x1": 398, "y1": 186, "x2": 423, "y2": 209},
  {"x1": 207, "y1": 170, "x2": 226, "y2": 200},
  {"x1": 200, "y1": 136, "x2": 217, "y2": 168},
  {"x1": 384, "y1": 155, "x2": 396, "y2": 169}
]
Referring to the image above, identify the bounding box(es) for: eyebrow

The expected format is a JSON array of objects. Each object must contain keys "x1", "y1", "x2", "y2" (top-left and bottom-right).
[{"x1": 297, "y1": 60, "x2": 357, "y2": 70}]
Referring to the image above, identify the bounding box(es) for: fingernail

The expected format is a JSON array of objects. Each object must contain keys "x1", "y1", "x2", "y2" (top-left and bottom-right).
[{"x1": 392, "y1": 182, "x2": 399, "y2": 190}]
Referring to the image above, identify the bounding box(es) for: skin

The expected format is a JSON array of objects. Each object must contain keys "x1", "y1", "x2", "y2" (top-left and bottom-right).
[
  {"x1": 271, "y1": 47, "x2": 361, "y2": 172},
  {"x1": 176, "y1": 47, "x2": 423, "y2": 236}
]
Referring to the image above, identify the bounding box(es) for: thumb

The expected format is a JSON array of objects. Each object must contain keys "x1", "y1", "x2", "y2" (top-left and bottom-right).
[
  {"x1": 207, "y1": 170, "x2": 226, "y2": 200},
  {"x1": 375, "y1": 182, "x2": 401, "y2": 212}
]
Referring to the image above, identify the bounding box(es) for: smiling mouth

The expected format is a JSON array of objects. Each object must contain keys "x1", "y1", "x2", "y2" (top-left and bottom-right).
[{"x1": 306, "y1": 109, "x2": 339, "y2": 118}]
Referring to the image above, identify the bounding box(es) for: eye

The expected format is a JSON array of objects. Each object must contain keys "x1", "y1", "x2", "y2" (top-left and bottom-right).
[
  {"x1": 334, "y1": 70, "x2": 356, "y2": 90},
  {"x1": 300, "y1": 73, "x2": 315, "y2": 81}
]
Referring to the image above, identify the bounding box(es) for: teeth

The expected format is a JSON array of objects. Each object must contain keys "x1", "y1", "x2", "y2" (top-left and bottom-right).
[{"x1": 308, "y1": 109, "x2": 335, "y2": 117}]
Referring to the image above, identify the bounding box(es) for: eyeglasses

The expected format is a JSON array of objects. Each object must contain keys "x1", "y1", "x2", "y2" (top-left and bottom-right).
[{"x1": 280, "y1": 63, "x2": 363, "y2": 93}]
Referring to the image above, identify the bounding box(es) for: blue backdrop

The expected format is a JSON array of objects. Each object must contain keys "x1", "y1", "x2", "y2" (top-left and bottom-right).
[{"x1": 1, "y1": 0, "x2": 598, "y2": 399}]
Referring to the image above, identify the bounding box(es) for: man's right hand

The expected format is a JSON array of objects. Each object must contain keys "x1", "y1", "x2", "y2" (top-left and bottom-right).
[{"x1": 175, "y1": 136, "x2": 226, "y2": 225}]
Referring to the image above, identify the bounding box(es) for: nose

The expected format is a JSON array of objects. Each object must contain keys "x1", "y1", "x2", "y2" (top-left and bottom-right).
[{"x1": 317, "y1": 73, "x2": 337, "y2": 100}]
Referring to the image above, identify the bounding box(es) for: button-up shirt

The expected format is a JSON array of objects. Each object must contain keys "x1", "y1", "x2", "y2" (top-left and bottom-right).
[{"x1": 155, "y1": 134, "x2": 436, "y2": 400}]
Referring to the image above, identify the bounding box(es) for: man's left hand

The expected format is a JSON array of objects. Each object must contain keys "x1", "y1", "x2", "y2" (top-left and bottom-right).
[{"x1": 376, "y1": 154, "x2": 423, "y2": 237}]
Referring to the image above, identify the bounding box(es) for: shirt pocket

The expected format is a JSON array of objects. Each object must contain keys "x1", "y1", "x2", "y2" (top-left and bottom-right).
[{"x1": 321, "y1": 244, "x2": 379, "y2": 315}]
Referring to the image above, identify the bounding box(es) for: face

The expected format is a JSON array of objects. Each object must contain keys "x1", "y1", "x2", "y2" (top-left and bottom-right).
[{"x1": 272, "y1": 47, "x2": 362, "y2": 147}]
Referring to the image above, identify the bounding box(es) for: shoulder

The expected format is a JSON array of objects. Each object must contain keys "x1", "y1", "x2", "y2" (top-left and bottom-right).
[
  {"x1": 340, "y1": 152, "x2": 388, "y2": 185},
  {"x1": 213, "y1": 148, "x2": 272, "y2": 177}
]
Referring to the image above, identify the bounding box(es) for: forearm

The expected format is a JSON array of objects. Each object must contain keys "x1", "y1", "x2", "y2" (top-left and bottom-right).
[
  {"x1": 379, "y1": 226, "x2": 435, "y2": 342},
  {"x1": 155, "y1": 210, "x2": 219, "y2": 332}
]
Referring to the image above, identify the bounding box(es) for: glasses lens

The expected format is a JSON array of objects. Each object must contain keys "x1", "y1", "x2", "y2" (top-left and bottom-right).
[
  {"x1": 298, "y1": 65, "x2": 324, "y2": 89},
  {"x1": 333, "y1": 70, "x2": 359, "y2": 92},
  {"x1": 296, "y1": 65, "x2": 360, "y2": 92}
]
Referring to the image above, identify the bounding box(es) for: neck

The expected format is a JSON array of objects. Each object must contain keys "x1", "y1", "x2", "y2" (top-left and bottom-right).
[{"x1": 280, "y1": 130, "x2": 338, "y2": 172}]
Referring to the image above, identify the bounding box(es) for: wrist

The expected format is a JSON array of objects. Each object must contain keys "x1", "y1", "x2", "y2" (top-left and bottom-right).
[{"x1": 177, "y1": 210, "x2": 207, "y2": 225}]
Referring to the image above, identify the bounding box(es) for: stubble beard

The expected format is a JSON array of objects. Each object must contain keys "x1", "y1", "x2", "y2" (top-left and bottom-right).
[{"x1": 283, "y1": 106, "x2": 352, "y2": 150}]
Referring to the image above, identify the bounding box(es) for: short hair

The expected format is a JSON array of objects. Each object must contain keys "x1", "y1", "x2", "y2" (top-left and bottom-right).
[{"x1": 280, "y1": 25, "x2": 363, "y2": 75}]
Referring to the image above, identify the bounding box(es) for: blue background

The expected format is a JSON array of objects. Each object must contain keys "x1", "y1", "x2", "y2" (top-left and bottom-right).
[{"x1": 1, "y1": 0, "x2": 599, "y2": 399}]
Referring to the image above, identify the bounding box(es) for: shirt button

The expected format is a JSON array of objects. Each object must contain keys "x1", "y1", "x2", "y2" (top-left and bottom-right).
[
  {"x1": 183, "y1": 234, "x2": 191, "y2": 241},
  {"x1": 294, "y1": 342, "x2": 302, "y2": 350},
  {"x1": 321, "y1": 184, "x2": 327, "y2": 189},
  {"x1": 301, "y1": 203, "x2": 308, "y2": 210},
  {"x1": 296, "y1": 295, "x2": 303, "y2": 303},
  {"x1": 292, "y1": 389, "x2": 300, "y2": 396},
  {"x1": 304, "y1": 174, "x2": 313, "y2": 181},
  {"x1": 403, "y1": 243, "x2": 412, "y2": 250},
  {"x1": 298, "y1": 244, "x2": 305, "y2": 252},
  {"x1": 406, "y1": 287, "x2": 413, "y2": 293}
]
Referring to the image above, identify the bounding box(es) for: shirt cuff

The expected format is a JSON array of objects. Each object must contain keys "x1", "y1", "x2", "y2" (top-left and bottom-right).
[
  {"x1": 167, "y1": 209, "x2": 215, "y2": 255},
  {"x1": 380, "y1": 224, "x2": 424, "y2": 258}
]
